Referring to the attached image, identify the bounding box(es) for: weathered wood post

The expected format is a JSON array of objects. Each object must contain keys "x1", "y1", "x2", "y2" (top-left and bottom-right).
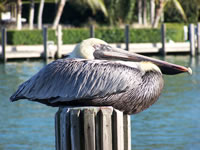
[
  {"x1": 125, "y1": 25, "x2": 129, "y2": 51},
  {"x1": 55, "y1": 107, "x2": 131, "y2": 150},
  {"x1": 123, "y1": 114, "x2": 131, "y2": 150},
  {"x1": 43, "y1": 26, "x2": 48, "y2": 61},
  {"x1": 1, "y1": 28, "x2": 7, "y2": 63},
  {"x1": 90, "y1": 25, "x2": 95, "y2": 38},
  {"x1": 189, "y1": 24, "x2": 195, "y2": 56},
  {"x1": 161, "y1": 23, "x2": 166, "y2": 56},
  {"x1": 197, "y1": 23, "x2": 200, "y2": 54},
  {"x1": 56, "y1": 25, "x2": 62, "y2": 58}
]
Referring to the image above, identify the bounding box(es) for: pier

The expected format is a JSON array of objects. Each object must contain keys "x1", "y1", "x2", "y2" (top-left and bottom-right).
[
  {"x1": 0, "y1": 23, "x2": 199, "y2": 62},
  {"x1": 0, "y1": 42, "x2": 191, "y2": 59}
]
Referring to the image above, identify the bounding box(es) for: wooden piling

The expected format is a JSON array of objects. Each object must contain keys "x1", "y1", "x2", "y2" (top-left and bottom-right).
[
  {"x1": 42, "y1": 26, "x2": 48, "y2": 61},
  {"x1": 70, "y1": 109, "x2": 82, "y2": 150},
  {"x1": 100, "y1": 107, "x2": 113, "y2": 150},
  {"x1": 55, "y1": 107, "x2": 131, "y2": 150},
  {"x1": 84, "y1": 108, "x2": 96, "y2": 150},
  {"x1": 1, "y1": 28, "x2": 7, "y2": 63},
  {"x1": 189, "y1": 24, "x2": 195, "y2": 56},
  {"x1": 90, "y1": 25, "x2": 95, "y2": 38},
  {"x1": 161, "y1": 24, "x2": 166, "y2": 56},
  {"x1": 125, "y1": 25, "x2": 129, "y2": 51},
  {"x1": 197, "y1": 23, "x2": 200, "y2": 54},
  {"x1": 113, "y1": 109, "x2": 124, "y2": 150},
  {"x1": 123, "y1": 115, "x2": 131, "y2": 150},
  {"x1": 56, "y1": 25, "x2": 62, "y2": 58}
]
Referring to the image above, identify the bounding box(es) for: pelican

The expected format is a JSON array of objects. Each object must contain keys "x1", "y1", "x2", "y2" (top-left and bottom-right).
[{"x1": 10, "y1": 38, "x2": 192, "y2": 114}]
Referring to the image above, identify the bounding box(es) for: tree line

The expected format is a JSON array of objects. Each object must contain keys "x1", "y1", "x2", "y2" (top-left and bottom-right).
[{"x1": 0, "y1": 0, "x2": 200, "y2": 30}]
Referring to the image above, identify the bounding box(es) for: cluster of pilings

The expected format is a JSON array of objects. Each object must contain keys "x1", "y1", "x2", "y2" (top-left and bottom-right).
[
  {"x1": 1, "y1": 23, "x2": 199, "y2": 63},
  {"x1": 55, "y1": 107, "x2": 131, "y2": 150}
]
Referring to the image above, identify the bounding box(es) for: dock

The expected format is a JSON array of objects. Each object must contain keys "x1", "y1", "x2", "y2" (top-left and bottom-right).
[
  {"x1": 0, "y1": 23, "x2": 199, "y2": 62},
  {"x1": 0, "y1": 42, "x2": 191, "y2": 60}
]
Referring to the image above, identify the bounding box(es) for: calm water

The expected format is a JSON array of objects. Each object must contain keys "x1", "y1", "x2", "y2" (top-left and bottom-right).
[{"x1": 0, "y1": 56, "x2": 199, "y2": 150}]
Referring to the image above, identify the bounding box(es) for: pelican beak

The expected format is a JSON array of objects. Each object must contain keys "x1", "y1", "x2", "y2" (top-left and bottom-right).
[{"x1": 93, "y1": 44, "x2": 192, "y2": 75}]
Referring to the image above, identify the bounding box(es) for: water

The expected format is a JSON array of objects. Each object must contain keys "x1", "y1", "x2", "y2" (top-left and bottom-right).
[{"x1": 0, "y1": 56, "x2": 199, "y2": 150}]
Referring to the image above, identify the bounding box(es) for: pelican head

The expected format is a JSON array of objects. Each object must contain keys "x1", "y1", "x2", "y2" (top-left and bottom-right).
[
  {"x1": 68, "y1": 38, "x2": 108, "y2": 59},
  {"x1": 69, "y1": 38, "x2": 191, "y2": 75}
]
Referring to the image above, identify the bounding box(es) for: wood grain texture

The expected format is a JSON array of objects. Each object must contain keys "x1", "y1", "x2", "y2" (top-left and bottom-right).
[
  {"x1": 123, "y1": 115, "x2": 131, "y2": 150},
  {"x1": 113, "y1": 109, "x2": 124, "y2": 150},
  {"x1": 60, "y1": 108, "x2": 71, "y2": 150},
  {"x1": 70, "y1": 109, "x2": 81, "y2": 150},
  {"x1": 55, "y1": 106, "x2": 131, "y2": 150},
  {"x1": 100, "y1": 107, "x2": 113, "y2": 150},
  {"x1": 84, "y1": 108, "x2": 96, "y2": 150}
]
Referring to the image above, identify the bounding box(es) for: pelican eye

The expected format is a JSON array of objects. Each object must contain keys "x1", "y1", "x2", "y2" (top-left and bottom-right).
[{"x1": 93, "y1": 44, "x2": 112, "y2": 51}]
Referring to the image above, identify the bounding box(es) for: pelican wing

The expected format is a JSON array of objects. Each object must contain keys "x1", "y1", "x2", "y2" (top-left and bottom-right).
[{"x1": 10, "y1": 59, "x2": 141, "y2": 105}]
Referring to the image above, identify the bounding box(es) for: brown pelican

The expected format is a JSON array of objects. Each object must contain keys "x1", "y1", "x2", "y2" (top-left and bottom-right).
[{"x1": 10, "y1": 38, "x2": 192, "y2": 114}]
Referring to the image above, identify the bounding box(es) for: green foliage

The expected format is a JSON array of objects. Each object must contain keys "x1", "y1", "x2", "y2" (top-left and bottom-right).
[
  {"x1": 62, "y1": 28, "x2": 90, "y2": 44},
  {"x1": 165, "y1": 23, "x2": 185, "y2": 28},
  {"x1": 165, "y1": 0, "x2": 199, "y2": 23},
  {"x1": 96, "y1": 28, "x2": 125, "y2": 42},
  {"x1": 6, "y1": 25, "x2": 184, "y2": 45},
  {"x1": 105, "y1": 0, "x2": 136, "y2": 25},
  {"x1": 48, "y1": 30, "x2": 57, "y2": 43},
  {"x1": 7, "y1": 30, "x2": 43, "y2": 45},
  {"x1": 179, "y1": 0, "x2": 199, "y2": 23},
  {"x1": 7, "y1": 29, "x2": 57, "y2": 45},
  {"x1": 166, "y1": 23, "x2": 184, "y2": 42},
  {"x1": 130, "y1": 29, "x2": 161, "y2": 43}
]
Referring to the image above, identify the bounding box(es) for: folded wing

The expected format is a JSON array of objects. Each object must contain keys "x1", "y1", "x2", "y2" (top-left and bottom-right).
[{"x1": 10, "y1": 59, "x2": 141, "y2": 105}]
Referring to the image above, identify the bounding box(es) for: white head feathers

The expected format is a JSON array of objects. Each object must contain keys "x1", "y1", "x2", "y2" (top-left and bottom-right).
[{"x1": 68, "y1": 38, "x2": 108, "y2": 59}]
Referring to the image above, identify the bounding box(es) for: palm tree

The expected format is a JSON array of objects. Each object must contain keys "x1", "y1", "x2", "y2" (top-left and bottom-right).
[
  {"x1": 138, "y1": 0, "x2": 148, "y2": 26},
  {"x1": 37, "y1": 0, "x2": 45, "y2": 29},
  {"x1": 124, "y1": 0, "x2": 136, "y2": 24},
  {"x1": 106, "y1": 0, "x2": 136, "y2": 25},
  {"x1": 150, "y1": 0, "x2": 155, "y2": 25},
  {"x1": 17, "y1": 0, "x2": 22, "y2": 30},
  {"x1": 52, "y1": 0, "x2": 67, "y2": 29},
  {"x1": 138, "y1": 0, "x2": 142, "y2": 24},
  {"x1": 82, "y1": 0, "x2": 108, "y2": 17},
  {"x1": 52, "y1": 0, "x2": 108, "y2": 29},
  {"x1": 152, "y1": 0, "x2": 187, "y2": 28},
  {"x1": 143, "y1": 0, "x2": 147, "y2": 25},
  {"x1": 29, "y1": 0, "x2": 35, "y2": 30}
]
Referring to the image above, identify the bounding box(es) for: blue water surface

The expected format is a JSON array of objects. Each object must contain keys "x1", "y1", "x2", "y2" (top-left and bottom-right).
[{"x1": 0, "y1": 56, "x2": 199, "y2": 150}]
